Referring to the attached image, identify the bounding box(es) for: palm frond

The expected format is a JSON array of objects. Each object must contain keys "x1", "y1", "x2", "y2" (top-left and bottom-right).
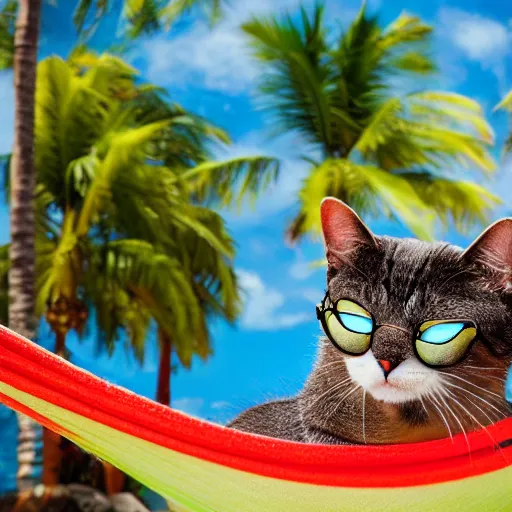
[
  {"x1": 242, "y1": 6, "x2": 332, "y2": 147},
  {"x1": 388, "y1": 51, "x2": 435, "y2": 74},
  {"x1": 182, "y1": 156, "x2": 280, "y2": 208},
  {"x1": 290, "y1": 158, "x2": 436, "y2": 242},
  {"x1": 73, "y1": 0, "x2": 112, "y2": 41},
  {"x1": 395, "y1": 171, "x2": 501, "y2": 233},
  {"x1": 504, "y1": 134, "x2": 512, "y2": 154},
  {"x1": 409, "y1": 96, "x2": 493, "y2": 144},
  {"x1": 176, "y1": 205, "x2": 240, "y2": 322},
  {"x1": 380, "y1": 13, "x2": 432, "y2": 50},
  {"x1": 158, "y1": 0, "x2": 224, "y2": 30},
  {"x1": 75, "y1": 120, "x2": 170, "y2": 237},
  {"x1": 411, "y1": 91, "x2": 483, "y2": 113},
  {"x1": 495, "y1": 90, "x2": 512, "y2": 154},
  {"x1": 35, "y1": 57, "x2": 112, "y2": 206},
  {"x1": 494, "y1": 90, "x2": 512, "y2": 112},
  {"x1": 90, "y1": 239, "x2": 203, "y2": 366},
  {"x1": 0, "y1": 0, "x2": 16, "y2": 70}
]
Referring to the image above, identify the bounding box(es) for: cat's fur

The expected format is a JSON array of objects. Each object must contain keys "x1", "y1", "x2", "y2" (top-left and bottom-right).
[{"x1": 229, "y1": 198, "x2": 512, "y2": 445}]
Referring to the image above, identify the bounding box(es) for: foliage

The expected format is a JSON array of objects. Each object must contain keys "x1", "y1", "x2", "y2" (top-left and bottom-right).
[
  {"x1": 495, "y1": 90, "x2": 512, "y2": 154},
  {"x1": 74, "y1": 0, "x2": 224, "y2": 40},
  {"x1": 0, "y1": 0, "x2": 16, "y2": 69},
  {"x1": 243, "y1": 4, "x2": 500, "y2": 242},
  {"x1": 0, "y1": 53, "x2": 276, "y2": 368}
]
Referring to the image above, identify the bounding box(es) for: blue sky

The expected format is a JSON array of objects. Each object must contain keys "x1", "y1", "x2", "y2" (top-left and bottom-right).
[{"x1": 0, "y1": 0, "x2": 512, "y2": 436}]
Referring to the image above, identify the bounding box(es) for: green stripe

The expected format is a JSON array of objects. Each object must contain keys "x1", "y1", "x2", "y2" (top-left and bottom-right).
[{"x1": 1, "y1": 383, "x2": 511, "y2": 512}]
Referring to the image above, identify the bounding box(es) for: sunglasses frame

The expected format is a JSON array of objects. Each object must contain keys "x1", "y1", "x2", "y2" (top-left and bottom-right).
[{"x1": 315, "y1": 293, "x2": 489, "y2": 369}]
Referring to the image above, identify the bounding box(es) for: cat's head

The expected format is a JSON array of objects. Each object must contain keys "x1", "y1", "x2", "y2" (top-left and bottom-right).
[{"x1": 301, "y1": 197, "x2": 512, "y2": 444}]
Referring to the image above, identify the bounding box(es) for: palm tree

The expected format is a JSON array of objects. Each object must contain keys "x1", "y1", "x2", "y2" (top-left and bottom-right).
[
  {"x1": 1, "y1": 52, "x2": 277, "y2": 489},
  {"x1": 0, "y1": 0, "x2": 232, "y2": 494},
  {"x1": 0, "y1": 0, "x2": 43, "y2": 494},
  {"x1": 242, "y1": 4, "x2": 500, "y2": 242},
  {"x1": 6, "y1": 0, "x2": 41, "y2": 340}
]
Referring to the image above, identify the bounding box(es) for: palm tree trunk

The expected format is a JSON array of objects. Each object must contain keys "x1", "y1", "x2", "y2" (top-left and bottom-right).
[
  {"x1": 16, "y1": 412, "x2": 43, "y2": 492},
  {"x1": 41, "y1": 428, "x2": 62, "y2": 486},
  {"x1": 41, "y1": 329, "x2": 69, "y2": 486},
  {"x1": 157, "y1": 328, "x2": 172, "y2": 406},
  {"x1": 9, "y1": 0, "x2": 42, "y2": 493},
  {"x1": 104, "y1": 462, "x2": 126, "y2": 496},
  {"x1": 54, "y1": 330, "x2": 66, "y2": 358},
  {"x1": 105, "y1": 328, "x2": 173, "y2": 495}
]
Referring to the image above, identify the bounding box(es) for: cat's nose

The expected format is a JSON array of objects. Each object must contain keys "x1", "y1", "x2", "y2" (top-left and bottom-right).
[{"x1": 377, "y1": 359, "x2": 394, "y2": 378}]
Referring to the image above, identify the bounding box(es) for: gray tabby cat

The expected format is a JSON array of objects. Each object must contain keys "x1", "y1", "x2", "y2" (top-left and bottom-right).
[{"x1": 229, "y1": 197, "x2": 512, "y2": 445}]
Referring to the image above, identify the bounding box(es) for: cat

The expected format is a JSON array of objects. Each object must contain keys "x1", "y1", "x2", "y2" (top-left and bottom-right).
[{"x1": 228, "y1": 197, "x2": 512, "y2": 445}]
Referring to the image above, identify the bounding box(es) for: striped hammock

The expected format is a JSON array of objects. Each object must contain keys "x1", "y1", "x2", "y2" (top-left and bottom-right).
[{"x1": 0, "y1": 325, "x2": 511, "y2": 512}]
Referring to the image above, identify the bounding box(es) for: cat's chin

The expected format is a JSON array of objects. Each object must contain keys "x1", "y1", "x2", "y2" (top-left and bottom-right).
[
  {"x1": 344, "y1": 351, "x2": 443, "y2": 404},
  {"x1": 369, "y1": 382, "x2": 426, "y2": 404}
]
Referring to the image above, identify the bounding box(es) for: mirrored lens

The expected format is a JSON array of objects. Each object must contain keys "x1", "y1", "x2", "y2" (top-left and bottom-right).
[
  {"x1": 340, "y1": 313, "x2": 373, "y2": 334},
  {"x1": 415, "y1": 321, "x2": 477, "y2": 366},
  {"x1": 323, "y1": 300, "x2": 373, "y2": 355},
  {"x1": 419, "y1": 322, "x2": 465, "y2": 344}
]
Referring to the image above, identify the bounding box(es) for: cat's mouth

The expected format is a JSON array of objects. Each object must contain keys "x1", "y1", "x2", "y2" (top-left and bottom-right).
[
  {"x1": 376, "y1": 381, "x2": 401, "y2": 389},
  {"x1": 344, "y1": 351, "x2": 444, "y2": 404}
]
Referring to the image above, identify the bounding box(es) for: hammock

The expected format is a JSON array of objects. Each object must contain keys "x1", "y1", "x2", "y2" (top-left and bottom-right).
[{"x1": 0, "y1": 325, "x2": 511, "y2": 512}]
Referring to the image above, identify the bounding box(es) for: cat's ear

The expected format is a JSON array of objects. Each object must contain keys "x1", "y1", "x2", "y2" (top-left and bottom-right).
[
  {"x1": 462, "y1": 218, "x2": 512, "y2": 284},
  {"x1": 320, "y1": 197, "x2": 379, "y2": 269}
]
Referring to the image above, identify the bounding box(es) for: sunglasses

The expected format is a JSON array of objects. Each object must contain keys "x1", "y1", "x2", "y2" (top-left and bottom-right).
[{"x1": 316, "y1": 294, "x2": 480, "y2": 368}]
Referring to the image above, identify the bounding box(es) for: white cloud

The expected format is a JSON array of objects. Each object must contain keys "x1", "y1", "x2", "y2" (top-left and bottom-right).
[
  {"x1": 439, "y1": 9, "x2": 510, "y2": 63},
  {"x1": 289, "y1": 261, "x2": 316, "y2": 280},
  {"x1": 237, "y1": 269, "x2": 310, "y2": 330},
  {"x1": 135, "y1": 0, "x2": 374, "y2": 95},
  {"x1": 301, "y1": 288, "x2": 323, "y2": 304},
  {"x1": 288, "y1": 249, "x2": 324, "y2": 281},
  {"x1": 137, "y1": 0, "x2": 310, "y2": 94},
  {"x1": 211, "y1": 400, "x2": 231, "y2": 410},
  {"x1": 0, "y1": 71, "x2": 14, "y2": 155},
  {"x1": 173, "y1": 397, "x2": 204, "y2": 417}
]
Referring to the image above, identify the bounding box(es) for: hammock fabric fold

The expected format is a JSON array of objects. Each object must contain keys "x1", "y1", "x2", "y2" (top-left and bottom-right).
[{"x1": 0, "y1": 325, "x2": 511, "y2": 511}]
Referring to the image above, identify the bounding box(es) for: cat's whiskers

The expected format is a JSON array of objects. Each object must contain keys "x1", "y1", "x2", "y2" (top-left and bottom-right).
[
  {"x1": 362, "y1": 389, "x2": 367, "y2": 444},
  {"x1": 426, "y1": 391, "x2": 454, "y2": 443},
  {"x1": 310, "y1": 364, "x2": 349, "y2": 384},
  {"x1": 418, "y1": 395, "x2": 430, "y2": 419},
  {"x1": 459, "y1": 373, "x2": 507, "y2": 384},
  {"x1": 463, "y1": 394, "x2": 502, "y2": 424},
  {"x1": 443, "y1": 389, "x2": 500, "y2": 453},
  {"x1": 443, "y1": 388, "x2": 509, "y2": 463},
  {"x1": 463, "y1": 366, "x2": 505, "y2": 371},
  {"x1": 439, "y1": 372, "x2": 505, "y2": 400},
  {"x1": 304, "y1": 377, "x2": 353, "y2": 413},
  {"x1": 459, "y1": 393, "x2": 507, "y2": 446},
  {"x1": 437, "y1": 389, "x2": 473, "y2": 463},
  {"x1": 313, "y1": 361, "x2": 347, "y2": 374},
  {"x1": 441, "y1": 379, "x2": 508, "y2": 419},
  {"x1": 328, "y1": 385, "x2": 361, "y2": 422}
]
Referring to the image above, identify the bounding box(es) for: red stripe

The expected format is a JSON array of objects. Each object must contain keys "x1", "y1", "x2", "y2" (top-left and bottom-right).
[
  {"x1": 0, "y1": 325, "x2": 511, "y2": 488},
  {"x1": 0, "y1": 392, "x2": 72, "y2": 439}
]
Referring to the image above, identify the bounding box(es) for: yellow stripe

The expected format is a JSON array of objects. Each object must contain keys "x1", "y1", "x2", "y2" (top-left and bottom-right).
[{"x1": 1, "y1": 383, "x2": 511, "y2": 512}]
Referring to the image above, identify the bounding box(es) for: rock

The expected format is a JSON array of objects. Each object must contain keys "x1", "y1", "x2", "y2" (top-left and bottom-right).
[
  {"x1": 0, "y1": 486, "x2": 82, "y2": 512},
  {"x1": 0, "y1": 486, "x2": 153, "y2": 512},
  {"x1": 109, "y1": 493, "x2": 151, "y2": 512},
  {"x1": 67, "y1": 484, "x2": 113, "y2": 512}
]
